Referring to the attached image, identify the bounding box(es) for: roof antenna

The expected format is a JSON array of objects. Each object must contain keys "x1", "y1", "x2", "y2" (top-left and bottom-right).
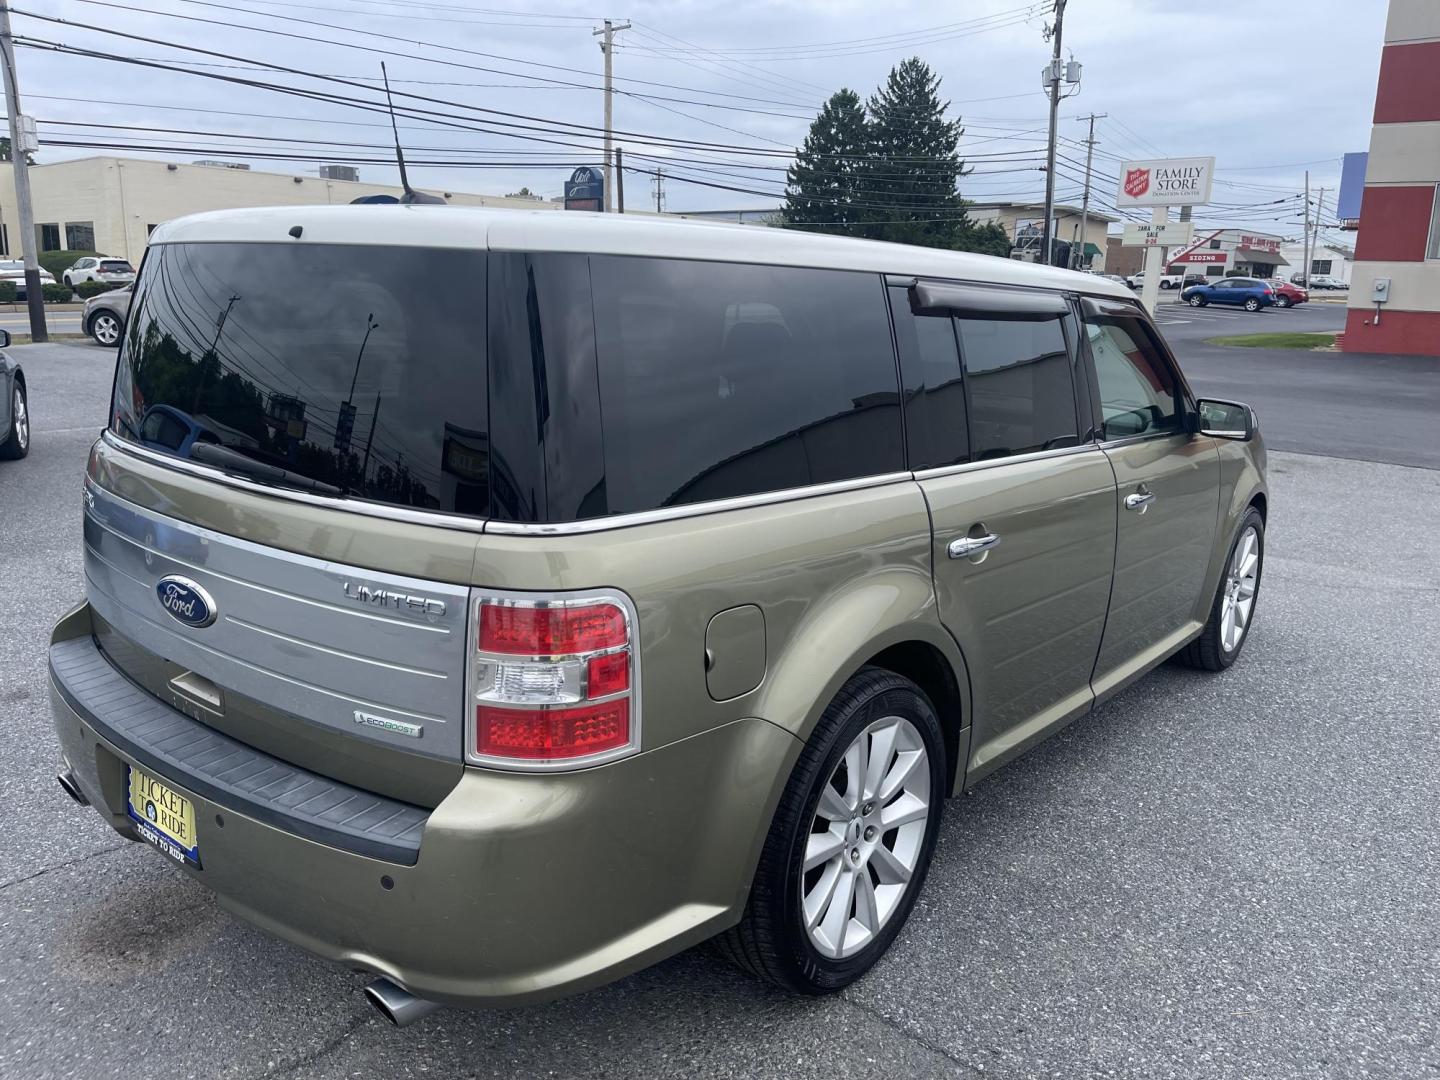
[{"x1": 381, "y1": 62, "x2": 445, "y2": 205}]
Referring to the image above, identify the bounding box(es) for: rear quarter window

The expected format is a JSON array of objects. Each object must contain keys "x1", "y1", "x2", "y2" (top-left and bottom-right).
[{"x1": 589, "y1": 257, "x2": 903, "y2": 514}]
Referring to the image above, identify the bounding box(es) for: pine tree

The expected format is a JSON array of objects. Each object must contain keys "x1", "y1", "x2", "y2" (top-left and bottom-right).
[
  {"x1": 862, "y1": 58, "x2": 970, "y2": 249},
  {"x1": 782, "y1": 89, "x2": 868, "y2": 235}
]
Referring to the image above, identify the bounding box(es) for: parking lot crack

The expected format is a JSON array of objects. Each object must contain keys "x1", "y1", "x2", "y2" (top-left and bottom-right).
[
  {"x1": 256, "y1": 1011, "x2": 372, "y2": 1079},
  {"x1": 0, "y1": 841, "x2": 129, "y2": 892},
  {"x1": 839, "y1": 994, "x2": 988, "y2": 1077}
]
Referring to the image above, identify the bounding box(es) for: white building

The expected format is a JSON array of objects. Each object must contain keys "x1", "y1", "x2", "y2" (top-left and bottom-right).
[
  {"x1": 1166, "y1": 228, "x2": 1290, "y2": 280},
  {"x1": 0, "y1": 156, "x2": 559, "y2": 264},
  {"x1": 1279, "y1": 240, "x2": 1356, "y2": 284}
]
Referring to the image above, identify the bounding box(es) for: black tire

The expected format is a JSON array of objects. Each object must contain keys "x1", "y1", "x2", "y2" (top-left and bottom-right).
[
  {"x1": 1, "y1": 380, "x2": 29, "y2": 460},
  {"x1": 718, "y1": 668, "x2": 947, "y2": 995},
  {"x1": 1275, "y1": 296, "x2": 1291, "y2": 309},
  {"x1": 1189, "y1": 295, "x2": 1207, "y2": 307},
  {"x1": 88, "y1": 310, "x2": 124, "y2": 347},
  {"x1": 62, "y1": 275, "x2": 72, "y2": 289},
  {"x1": 1244, "y1": 297, "x2": 1261, "y2": 312},
  {"x1": 1179, "y1": 508, "x2": 1264, "y2": 672}
]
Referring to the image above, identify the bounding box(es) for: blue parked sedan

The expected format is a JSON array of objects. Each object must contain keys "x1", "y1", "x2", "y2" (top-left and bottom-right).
[{"x1": 1181, "y1": 277, "x2": 1276, "y2": 311}]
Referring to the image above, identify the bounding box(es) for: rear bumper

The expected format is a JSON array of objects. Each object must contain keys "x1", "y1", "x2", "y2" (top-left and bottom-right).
[{"x1": 49, "y1": 602, "x2": 801, "y2": 1007}]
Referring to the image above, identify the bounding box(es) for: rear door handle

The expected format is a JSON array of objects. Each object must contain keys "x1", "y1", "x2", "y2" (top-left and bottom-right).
[
  {"x1": 1124, "y1": 491, "x2": 1156, "y2": 512},
  {"x1": 948, "y1": 533, "x2": 1001, "y2": 559}
]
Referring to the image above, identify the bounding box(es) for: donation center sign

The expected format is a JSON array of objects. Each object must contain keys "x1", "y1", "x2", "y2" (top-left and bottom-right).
[{"x1": 1116, "y1": 157, "x2": 1216, "y2": 207}]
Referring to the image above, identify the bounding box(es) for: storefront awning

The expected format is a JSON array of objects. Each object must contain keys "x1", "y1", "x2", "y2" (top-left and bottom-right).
[
  {"x1": 1083, "y1": 242, "x2": 1102, "y2": 257},
  {"x1": 1235, "y1": 248, "x2": 1290, "y2": 267}
]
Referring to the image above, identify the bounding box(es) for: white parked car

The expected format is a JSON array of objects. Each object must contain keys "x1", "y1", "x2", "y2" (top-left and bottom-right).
[
  {"x1": 1128, "y1": 271, "x2": 1185, "y2": 290},
  {"x1": 1307, "y1": 275, "x2": 1347, "y2": 290},
  {"x1": 62, "y1": 256, "x2": 136, "y2": 289},
  {"x1": 0, "y1": 260, "x2": 57, "y2": 300}
]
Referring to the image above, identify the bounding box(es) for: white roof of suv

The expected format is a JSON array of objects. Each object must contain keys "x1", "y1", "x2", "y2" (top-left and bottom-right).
[{"x1": 152, "y1": 205, "x2": 1133, "y2": 300}]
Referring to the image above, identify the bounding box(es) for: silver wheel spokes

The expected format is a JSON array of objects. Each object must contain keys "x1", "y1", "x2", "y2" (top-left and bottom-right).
[
  {"x1": 13, "y1": 390, "x2": 25, "y2": 450},
  {"x1": 1220, "y1": 526, "x2": 1259, "y2": 653},
  {"x1": 802, "y1": 715, "x2": 930, "y2": 960},
  {"x1": 96, "y1": 316, "x2": 119, "y2": 345}
]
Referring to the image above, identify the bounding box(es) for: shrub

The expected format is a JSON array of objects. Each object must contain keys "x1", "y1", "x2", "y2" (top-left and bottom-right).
[
  {"x1": 42, "y1": 282, "x2": 75, "y2": 303},
  {"x1": 0, "y1": 281, "x2": 15, "y2": 303},
  {"x1": 39, "y1": 250, "x2": 104, "y2": 280},
  {"x1": 75, "y1": 280, "x2": 114, "y2": 299}
]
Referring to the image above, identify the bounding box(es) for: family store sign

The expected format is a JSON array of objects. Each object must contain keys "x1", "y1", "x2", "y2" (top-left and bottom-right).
[{"x1": 1115, "y1": 156, "x2": 1216, "y2": 208}]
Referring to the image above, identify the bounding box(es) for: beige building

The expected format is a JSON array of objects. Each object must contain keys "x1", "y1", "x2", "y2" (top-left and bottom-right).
[
  {"x1": 0, "y1": 156, "x2": 560, "y2": 263},
  {"x1": 966, "y1": 201, "x2": 1117, "y2": 270}
]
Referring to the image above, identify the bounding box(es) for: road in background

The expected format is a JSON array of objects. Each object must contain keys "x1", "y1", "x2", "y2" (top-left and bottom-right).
[
  {"x1": 0, "y1": 312, "x2": 85, "y2": 334},
  {"x1": 2, "y1": 344, "x2": 1438, "y2": 1080}
]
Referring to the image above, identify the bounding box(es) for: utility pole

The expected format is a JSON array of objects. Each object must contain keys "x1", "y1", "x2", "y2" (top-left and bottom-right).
[
  {"x1": 0, "y1": 0, "x2": 46, "y2": 342},
  {"x1": 1302, "y1": 169, "x2": 1311, "y2": 289},
  {"x1": 615, "y1": 147, "x2": 625, "y2": 213},
  {"x1": 1039, "y1": 0, "x2": 1067, "y2": 268},
  {"x1": 593, "y1": 18, "x2": 631, "y2": 213},
  {"x1": 1073, "y1": 112, "x2": 1106, "y2": 269},
  {"x1": 1314, "y1": 185, "x2": 1325, "y2": 276},
  {"x1": 653, "y1": 168, "x2": 665, "y2": 213}
]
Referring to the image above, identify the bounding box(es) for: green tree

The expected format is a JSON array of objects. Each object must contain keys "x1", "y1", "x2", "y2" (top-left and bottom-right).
[
  {"x1": 861, "y1": 58, "x2": 971, "y2": 248},
  {"x1": 954, "y1": 219, "x2": 1013, "y2": 258},
  {"x1": 782, "y1": 88, "x2": 869, "y2": 235}
]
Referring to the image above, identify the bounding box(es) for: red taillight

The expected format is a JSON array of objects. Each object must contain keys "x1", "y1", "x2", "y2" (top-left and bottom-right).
[
  {"x1": 469, "y1": 594, "x2": 637, "y2": 767},
  {"x1": 480, "y1": 603, "x2": 626, "y2": 655},
  {"x1": 476, "y1": 700, "x2": 630, "y2": 760}
]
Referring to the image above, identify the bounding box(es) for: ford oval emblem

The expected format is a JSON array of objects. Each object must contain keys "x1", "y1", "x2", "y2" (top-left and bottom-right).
[{"x1": 155, "y1": 575, "x2": 218, "y2": 628}]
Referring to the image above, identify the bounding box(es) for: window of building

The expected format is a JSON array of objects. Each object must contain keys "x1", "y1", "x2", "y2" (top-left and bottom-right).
[
  {"x1": 36, "y1": 223, "x2": 60, "y2": 251},
  {"x1": 1429, "y1": 184, "x2": 1440, "y2": 260},
  {"x1": 65, "y1": 221, "x2": 96, "y2": 250},
  {"x1": 954, "y1": 314, "x2": 1078, "y2": 460},
  {"x1": 589, "y1": 257, "x2": 903, "y2": 514},
  {"x1": 1205, "y1": 265, "x2": 1224, "y2": 277},
  {"x1": 1209, "y1": 239, "x2": 1222, "y2": 250},
  {"x1": 889, "y1": 287, "x2": 968, "y2": 471},
  {"x1": 1311, "y1": 259, "x2": 1332, "y2": 275},
  {"x1": 1085, "y1": 315, "x2": 1182, "y2": 440}
]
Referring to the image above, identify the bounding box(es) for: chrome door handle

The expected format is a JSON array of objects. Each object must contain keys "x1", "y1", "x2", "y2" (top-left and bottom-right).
[
  {"x1": 948, "y1": 533, "x2": 1001, "y2": 559},
  {"x1": 1124, "y1": 491, "x2": 1156, "y2": 512}
]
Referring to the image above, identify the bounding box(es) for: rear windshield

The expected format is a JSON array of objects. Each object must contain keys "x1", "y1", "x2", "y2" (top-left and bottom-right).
[
  {"x1": 112, "y1": 243, "x2": 489, "y2": 516},
  {"x1": 100, "y1": 260, "x2": 135, "y2": 273}
]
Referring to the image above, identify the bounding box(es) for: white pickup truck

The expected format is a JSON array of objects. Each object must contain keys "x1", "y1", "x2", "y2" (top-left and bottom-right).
[{"x1": 1126, "y1": 271, "x2": 1185, "y2": 290}]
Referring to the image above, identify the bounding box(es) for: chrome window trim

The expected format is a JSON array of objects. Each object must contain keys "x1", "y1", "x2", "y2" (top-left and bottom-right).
[
  {"x1": 103, "y1": 432, "x2": 913, "y2": 537},
  {"x1": 464, "y1": 587, "x2": 644, "y2": 773},
  {"x1": 101, "y1": 431, "x2": 491, "y2": 533},
  {"x1": 484, "y1": 472, "x2": 915, "y2": 535},
  {"x1": 1096, "y1": 429, "x2": 1191, "y2": 450},
  {"x1": 912, "y1": 443, "x2": 1096, "y2": 481}
]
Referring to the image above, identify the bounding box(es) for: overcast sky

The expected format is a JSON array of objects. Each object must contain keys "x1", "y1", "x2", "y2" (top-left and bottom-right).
[{"x1": 15, "y1": 0, "x2": 1387, "y2": 240}]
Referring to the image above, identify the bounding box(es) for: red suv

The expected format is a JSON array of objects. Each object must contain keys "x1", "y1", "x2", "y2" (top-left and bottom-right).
[{"x1": 1266, "y1": 280, "x2": 1308, "y2": 309}]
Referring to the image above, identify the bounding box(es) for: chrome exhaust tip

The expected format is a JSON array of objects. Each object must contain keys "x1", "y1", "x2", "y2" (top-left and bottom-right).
[
  {"x1": 364, "y1": 977, "x2": 442, "y2": 1027},
  {"x1": 57, "y1": 770, "x2": 89, "y2": 807}
]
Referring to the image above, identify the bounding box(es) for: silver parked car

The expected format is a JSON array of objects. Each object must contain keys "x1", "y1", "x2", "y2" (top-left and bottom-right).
[{"x1": 84, "y1": 285, "x2": 132, "y2": 347}]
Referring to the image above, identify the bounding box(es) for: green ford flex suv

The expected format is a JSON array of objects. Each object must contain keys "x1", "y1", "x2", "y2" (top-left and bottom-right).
[{"x1": 49, "y1": 206, "x2": 1267, "y2": 1022}]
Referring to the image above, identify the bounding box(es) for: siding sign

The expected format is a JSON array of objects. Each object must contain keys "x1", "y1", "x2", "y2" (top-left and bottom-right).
[{"x1": 1116, "y1": 157, "x2": 1215, "y2": 207}]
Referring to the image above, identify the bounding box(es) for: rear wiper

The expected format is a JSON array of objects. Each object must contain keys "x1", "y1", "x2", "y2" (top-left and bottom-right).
[{"x1": 188, "y1": 442, "x2": 344, "y2": 497}]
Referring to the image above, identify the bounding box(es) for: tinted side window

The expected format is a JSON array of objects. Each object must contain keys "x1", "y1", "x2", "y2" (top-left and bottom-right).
[
  {"x1": 1086, "y1": 315, "x2": 1183, "y2": 439},
  {"x1": 591, "y1": 257, "x2": 902, "y2": 514},
  {"x1": 888, "y1": 286, "x2": 968, "y2": 470},
  {"x1": 955, "y1": 315, "x2": 1079, "y2": 460}
]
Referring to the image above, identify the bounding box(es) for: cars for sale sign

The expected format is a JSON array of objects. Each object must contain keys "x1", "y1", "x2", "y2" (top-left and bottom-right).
[{"x1": 1115, "y1": 157, "x2": 1215, "y2": 207}]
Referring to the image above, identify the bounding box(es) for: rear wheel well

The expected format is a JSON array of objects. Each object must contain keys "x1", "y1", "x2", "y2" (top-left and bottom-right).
[
  {"x1": 866, "y1": 641, "x2": 962, "y2": 790},
  {"x1": 1249, "y1": 492, "x2": 1267, "y2": 522}
]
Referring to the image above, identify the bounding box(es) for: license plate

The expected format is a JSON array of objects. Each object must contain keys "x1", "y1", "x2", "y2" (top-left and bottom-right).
[{"x1": 127, "y1": 766, "x2": 201, "y2": 867}]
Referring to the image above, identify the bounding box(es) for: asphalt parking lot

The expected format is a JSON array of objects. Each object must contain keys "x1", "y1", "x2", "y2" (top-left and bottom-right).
[{"x1": 2, "y1": 341, "x2": 1438, "y2": 1080}]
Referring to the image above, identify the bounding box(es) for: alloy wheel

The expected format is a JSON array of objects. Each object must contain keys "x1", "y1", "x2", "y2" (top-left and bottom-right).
[
  {"x1": 93, "y1": 314, "x2": 120, "y2": 346},
  {"x1": 1220, "y1": 526, "x2": 1260, "y2": 653},
  {"x1": 13, "y1": 388, "x2": 27, "y2": 451},
  {"x1": 800, "y1": 715, "x2": 931, "y2": 960}
]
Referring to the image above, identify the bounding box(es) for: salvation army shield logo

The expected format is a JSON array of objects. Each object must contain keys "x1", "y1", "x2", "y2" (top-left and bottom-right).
[{"x1": 1124, "y1": 167, "x2": 1151, "y2": 199}]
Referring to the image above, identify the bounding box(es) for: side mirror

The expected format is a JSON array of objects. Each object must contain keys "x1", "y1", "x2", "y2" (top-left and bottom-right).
[
  {"x1": 1194, "y1": 398, "x2": 1255, "y2": 441},
  {"x1": 0, "y1": 328, "x2": 11, "y2": 349}
]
